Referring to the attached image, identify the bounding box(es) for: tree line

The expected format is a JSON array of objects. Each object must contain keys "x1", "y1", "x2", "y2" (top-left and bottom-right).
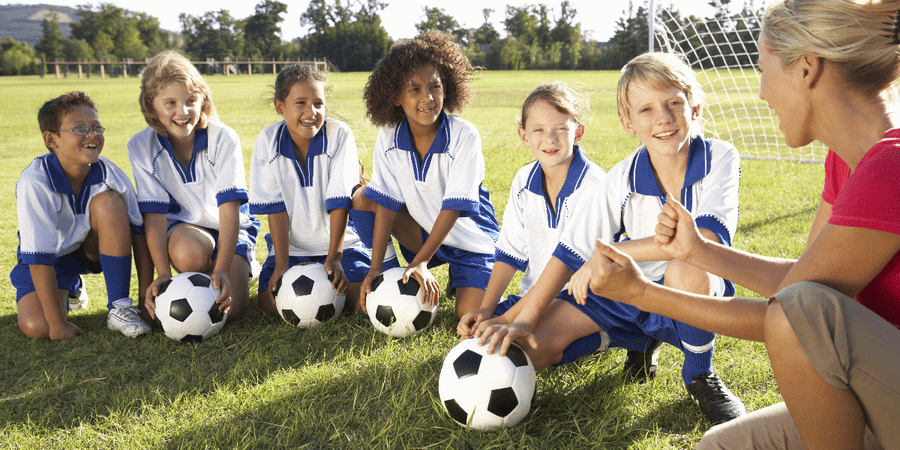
[{"x1": 0, "y1": 0, "x2": 762, "y2": 76}]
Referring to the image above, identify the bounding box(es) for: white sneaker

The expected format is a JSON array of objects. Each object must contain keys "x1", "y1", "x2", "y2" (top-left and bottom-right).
[
  {"x1": 107, "y1": 298, "x2": 151, "y2": 337},
  {"x1": 249, "y1": 259, "x2": 262, "y2": 281},
  {"x1": 68, "y1": 275, "x2": 89, "y2": 311}
]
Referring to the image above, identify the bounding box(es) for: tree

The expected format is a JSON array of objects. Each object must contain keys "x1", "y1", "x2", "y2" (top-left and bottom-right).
[
  {"x1": 35, "y1": 15, "x2": 66, "y2": 62},
  {"x1": 0, "y1": 37, "x2": 39, "y2": 75},
  {"x1": 472, "y1": 8, "x2": 500, "y2": 46},
  {"x1": 299, "y1": 0, "x2": 391, "y2": 71},
  {"x1": 416, "y1": 6, "x2": 459, "y2": 34},
  {"x1": 180, "y1": 10, "x2": 245, "y2": 62},
  {"x1": 244, "y1": 0, "x2": 288, "y2": 59},
  {"x1": 71, "y1": 4, "x2": 164, "y2": 60}
]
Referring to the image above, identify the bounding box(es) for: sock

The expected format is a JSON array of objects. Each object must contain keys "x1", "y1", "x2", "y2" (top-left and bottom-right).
[
  {"x1": 675, "y1": 320, "x2": 716, "y2": 384},
  {"x1": 555, "y1": 331, "x2": 607, "y2": 366},
  {"x1": 349, "y1": 209, "x2": 375, "y2": 249},
  {"x1": 609, "y1": 333, "x2": 658, "y2": 352},
  {"x1": 99, "y1": 254, "x2": 132, "y2": 310}
]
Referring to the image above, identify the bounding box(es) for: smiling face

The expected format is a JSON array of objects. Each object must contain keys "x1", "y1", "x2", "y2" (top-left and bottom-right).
[
  {"x1": 44, "y1": 105, "x2": 103, "y2": 169},
  {"x1": 395, "y1": 64, "x2": 444, "y2": 133},
  {"x1": 151, "y1": 81, "x2": 203, "y2": 147},
  {"x1": 275, "y1": 80, "x2": 326, "y2": 154},
  {"x1": 621, "y1": 81, "x2": 698, "y2": 158},
  {"x1": 757, "y1": 35, "x2": 814, "y2": 148},
  {"x1": 519, "y1": 100, "x2": 584, "y2": 173}
]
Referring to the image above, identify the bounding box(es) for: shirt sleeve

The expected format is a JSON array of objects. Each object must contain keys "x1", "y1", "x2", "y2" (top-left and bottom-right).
[
  {"x1": 693, "y1": 141, "x2": 740, "y2": 247},
  {"x1": 325, "y1": 121, "x2": 357, "y2": 212},
  {"x1": 553, "y1": 176, "x2": 613, "y2": 273},
  {"x1": 822, "y1": 150, "x2": 849, "y2": 206},
  {"x1": 442, "y1": 120, "x2": 485, "y2": 216},
  {"x1": 101, "y1": 157, "x2": 145, "y2": 234},
  {"x1": 128, "y1": 130, "x2": 172, "y2": 215},
  {"x1": 211, "y1": 124, "x2": 249, "y2": 206},
  {"x1": 830, "y1": 146, "x2": 900, "y2": 236},
  {"x1": 248, "y1": 125, "x2": 287, "y2": 215},
  {"x1": 495, "y1": 172, "x2": 529, "y2": 273},
  {"x1": 364, "y1": 127, "x2": 406, "y2": 212},
  {"x1": 16, "y1": 166, "x2": 61, "y2": 265}
]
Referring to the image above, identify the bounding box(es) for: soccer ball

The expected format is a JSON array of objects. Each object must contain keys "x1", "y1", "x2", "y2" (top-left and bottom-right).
[
  {"x1": 365, "y1": 267, "x2": 437, "y2": 338},
  {"x1": 274, "y1": 262, "x2": 345, "y2": 329},
  {"x1": 154, "y1": 272, "x2": 227, "y2": 343},
  {"x1": 438, "y1": 338, "x2": 537, "y2": 430}
]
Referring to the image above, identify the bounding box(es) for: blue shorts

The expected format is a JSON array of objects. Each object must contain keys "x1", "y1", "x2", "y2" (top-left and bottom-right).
[
  {"x1": 257, "y1": 234, "x2": 399, "y2": 292},
  {"x1": 167, "y1": 221, "x2": 256, "y2": 264},
  {"x1": 398, "y1": 227, "x2": 493, "y2": 291},
  {"x1": 10, "y1": 247, "x2": 102, "y2": 302}
]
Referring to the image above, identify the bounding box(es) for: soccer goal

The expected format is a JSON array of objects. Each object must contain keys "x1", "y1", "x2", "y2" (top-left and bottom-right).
[{"x1": 652, "y1": 5, "x2": 826, "y2": 162}]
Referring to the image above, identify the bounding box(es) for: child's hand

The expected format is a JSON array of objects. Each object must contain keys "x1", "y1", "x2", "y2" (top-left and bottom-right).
[
  {"x1": 588, "y1": 239, "x2": 649, "y2": 304},
  {"x1": 144, "y1": 275, "x2": 172, "y2": 319},
  {"x1": 569, "y1": 262, "x2": 593, "y2": 305},
  {"x1": 267, "y1": 263, "x2": 289, "y2": 299},
  {"x1": 324, "y1": 258, "x2": 348, "y2": 296},
  {"x1": 457, "y1": 307, "x2": 494, "y2": 339},
  {"x1": 476, "y1": 322, "x2": 539, "y2": 357},
  {"x1": 210, "y1": 271, "x2": 233, "y2": 316},
  {"x1": 49, "y1": 321, "x2": 83, "y2": 340},
  {"x1": 403, "y1": 262, "x2": 440, "y2": 308},
  {"x1": 359, "y1": 268, "x2": 382, "y2": 315},
  {"x1": 656, "y1": 193, "x2": 705, "y2": 262}
]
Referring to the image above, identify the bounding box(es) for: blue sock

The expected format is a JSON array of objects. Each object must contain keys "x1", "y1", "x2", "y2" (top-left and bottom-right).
[
  {"x1": 99, "y1": 254, "x2": 132, "y2": 310},
  {"x1": 349, "y1": 209, "x2": 375, "y2": 249},
  {"x1": 556, "y1": 332, "x2": 606, "y2": 366},
  {"x1": 675, "y1": 320, "x2": 716, "y2": 384},
  {"x1": 609, "y1": 333, "x2": 658, "y2": 352}
]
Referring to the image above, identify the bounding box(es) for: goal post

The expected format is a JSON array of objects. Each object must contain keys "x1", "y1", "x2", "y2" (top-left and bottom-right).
[{"x1": 651, "y1": 6, "x2": 826, "y2": 162}]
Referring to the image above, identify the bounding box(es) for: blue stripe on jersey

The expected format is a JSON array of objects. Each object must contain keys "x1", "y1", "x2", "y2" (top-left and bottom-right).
[
  {"x1": 393, "y1": 112, "x2": 450, "y2": 182},
  {"x1": 216, "y1": 187, "x2": 249, "y2": 206},
  {"x1": 274, "y1": 121, "x2": 328, "y2": 188},
  {"x1": 325, "y1": 196, "x2": 351, "y2": 212},
  {"x1": 442, "y1": 197, "x2": 479, "y2": 215},
  {"x1": 249, "y1": 200, "x2": 287, "y2": 215},
  {"x1": 524, "y1": 146, "x2": 592, "y2": 229},
  {"x1": 155, "y1": 128, "x2": 209, "y2": 184},
  {"x1": 552, "y1": 242, "x2": 585, "y2": 273},
  {"x1": 629, "y1": 136, "x2": 712, "y2": 215},
  {"x1": 495, "y1": 247, "x2": 528, "y2": 273},
  {"x1": 44, "y1": 153, "x2": 106, "y2": 215},
  {"x1": 469, "y1": 184, "x2": 500, "y2": 242},
  {"x1": 138, "y1": 200, "x2": 169, "y2": 214},
  {"x1": 696, "y1": 215, "x2": 732, "y2": 247},
  {"x1": 363, "y1": 186, "x2": 404, "y2": 212}
]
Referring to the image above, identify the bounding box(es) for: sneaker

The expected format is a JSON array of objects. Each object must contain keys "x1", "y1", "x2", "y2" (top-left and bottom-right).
[
  {"x1": 249, "y1": 259, "x2": 262, "y2": 281},
  {"x1": 68, "y1": 276, "x2": 90, "y2": 311},
  {"x1": 622, "y1": 339, "x2": 664, "y2": 382},
  {"x1": 686, "y1": 372, "x2": 747, "y2": 424},
  {"x1": 107, "y1": 298, "x2": 151, "y2": 337}
]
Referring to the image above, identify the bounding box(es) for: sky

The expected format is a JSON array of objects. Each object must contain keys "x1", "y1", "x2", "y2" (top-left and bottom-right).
[{"x1": 8, "y1": 0, "x2": 735, "y2": 42}]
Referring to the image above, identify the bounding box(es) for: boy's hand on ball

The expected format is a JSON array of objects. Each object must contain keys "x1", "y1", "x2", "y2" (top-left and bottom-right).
[
  {"x1": 211, "y1": 271, "x2": 232, "y2": 312},
  {"x1": 324, "y1": 258, "x2": 347, "y2": 295},
  {"x1": 457, "y1": 307, "x2": 493, "y2": 339},
  {"x1": 403, "y1": 262, "x2": 440, "y2": 308},
  {"x1": 478, "y1": 323, "x2": 538, "y2": 357},
  {"x1": 145, "y1": 275, "x2": 171, "y2": 319}
]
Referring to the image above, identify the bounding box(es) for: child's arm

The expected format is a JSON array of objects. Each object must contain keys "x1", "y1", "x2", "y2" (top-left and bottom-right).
[
  {"x1": 142, "y1": 212, "x2": 172, "y2": 317},
  {"x1": 359, "y1": 204, "x2": 397, "y2": 313},
  {"x1": 474, "y1": 257, "x2": 572, "y2": 356},
  {"x1": 406, "y1": 208, "x2": 458, "y2": 307},
  {"x1": 211, "y1": 200, "x2": 240, "y2": 312},
  {"x1": 326, "y1": 208, "x2": 349, "y2": 294},
  {"x1": 263, "y1": 210, "x2": 291, "y2": 310},
  {"x1": 30, "y1": 264, "x2": 82, "y2": 339},
  {"x1": 457, "y1": 261, "x2": 516, "y2": 339}
]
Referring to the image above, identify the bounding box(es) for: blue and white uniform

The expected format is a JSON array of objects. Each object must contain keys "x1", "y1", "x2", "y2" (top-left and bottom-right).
[
  {"x1": 553, "y1": 136, "x2": 740, "y2": 382},
  {"x1": 127, "y1": 119, "x2": 259, "y2": 261},
  {"x1": 363, "y1": 112, "x2": 499, "y2": 290},
  {"x1": 249, "y1": 118, "x2": 387, "y2": 287},
  {"x1": 10, "y1": 153, "x2": 143, "y2": 300}
]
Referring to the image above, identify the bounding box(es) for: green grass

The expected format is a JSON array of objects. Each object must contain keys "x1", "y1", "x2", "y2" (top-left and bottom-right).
[{"x1": 0, "y1": 71, "x2": 822, "y2": 449}]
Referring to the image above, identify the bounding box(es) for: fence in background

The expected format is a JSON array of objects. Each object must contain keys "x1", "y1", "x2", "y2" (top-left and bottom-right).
[{"x1": 40, "y1": 57, "x2": 328, "y2": 79}]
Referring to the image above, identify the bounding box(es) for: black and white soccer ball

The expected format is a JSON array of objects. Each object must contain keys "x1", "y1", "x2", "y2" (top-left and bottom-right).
[
  {"x1": 438, "y1": 338, "x2": 537, "y2": 430},
  {"x1": 274, "y1": 262, "x2": 345, "y2": 329},
  {"x1": 365, "y1": 267, "x2": 437, "y2": 338},
  {"x1": 154, "y1": 272, "x2": 227, "y2": 343}
]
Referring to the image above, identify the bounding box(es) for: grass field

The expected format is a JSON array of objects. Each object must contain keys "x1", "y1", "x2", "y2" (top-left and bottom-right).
[{"x1": 0, "y1": 71, "x2": 823, "y2": 449}]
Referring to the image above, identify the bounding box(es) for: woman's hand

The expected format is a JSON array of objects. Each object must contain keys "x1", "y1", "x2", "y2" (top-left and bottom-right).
[{"x1": 587, "y1": 239, "x2": 650, "y2": 305}]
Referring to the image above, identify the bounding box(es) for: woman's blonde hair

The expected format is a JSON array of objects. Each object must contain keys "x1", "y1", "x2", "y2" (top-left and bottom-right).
[
  {"x1": 616, "y1": 52, "x2": 706, "y2": 136},
  {"x1": 139, "y1": 50, "x2": 216, "y2": 136},
  {"x1": 518, "y1": 81, "x2": 590, "y2": 128},
  {"x1": 762, "y1": 0, "x2": 900, "y2": 95}
]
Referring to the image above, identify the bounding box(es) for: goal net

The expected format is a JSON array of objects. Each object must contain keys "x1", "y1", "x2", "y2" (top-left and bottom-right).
[{"x1": 653, "y1": 7, "x2": 826, "y2": 162}]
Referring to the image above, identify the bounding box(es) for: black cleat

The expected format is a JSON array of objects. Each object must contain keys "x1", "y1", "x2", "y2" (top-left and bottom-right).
[
  {"x1": 686, "y1": 372, "x2": 746, "y2": 424},
  {"x1": 622, "y1": 339, "x2": 664, "y2": 383}
]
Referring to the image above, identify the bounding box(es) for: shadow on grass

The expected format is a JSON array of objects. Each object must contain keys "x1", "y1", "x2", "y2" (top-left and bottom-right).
[{"x1": 736, "y1": 204, "x2": 817, "y2": 235}]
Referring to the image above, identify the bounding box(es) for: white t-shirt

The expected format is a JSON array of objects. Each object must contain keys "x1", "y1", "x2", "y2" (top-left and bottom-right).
[{"x1": 249, "y1": 118, "x2": 364, "y2": 256}]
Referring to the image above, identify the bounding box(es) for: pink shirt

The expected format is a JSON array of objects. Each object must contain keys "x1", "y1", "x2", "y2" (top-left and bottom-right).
[{"x1": 824, "y1": 129, "x2": 900, "y2": 328}]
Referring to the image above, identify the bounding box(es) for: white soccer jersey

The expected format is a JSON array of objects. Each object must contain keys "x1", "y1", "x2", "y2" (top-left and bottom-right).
[
  {"x1": 127, "y1": 119, "x2": 255, "y2": 238},
  {"x1": 249, "y1": 118, "x2": 364, "y2": 257},
  {"x1": 554, "y1": 136, "x2": 739, "y2": 283},
  {"x1": 16, "y1": 153, "x2": 143, "y2": 265},
  {"x1": 363, "y1": 112, "x2": 499, "y2": 255},
  {"x1": 496, "y1": 148, "x2": 605, "y2": 294}
]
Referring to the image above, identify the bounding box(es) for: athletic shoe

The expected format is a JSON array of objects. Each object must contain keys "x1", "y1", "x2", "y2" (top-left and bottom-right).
[
  {"x1": 686, "y1": 372, "x2": 747, "y2": 424},
  {"x1": 107, "y1": 298, "x2": 151, "y2": 337},
  {"x1": 68, "y1": 275, "x2": 89, "y2": 311},
  {"x1": 622, "y1": 339, "x2": 664, "y2": 382},
  {"x1": 249, "y1": 259, "x2": 262, "y2": 281}
]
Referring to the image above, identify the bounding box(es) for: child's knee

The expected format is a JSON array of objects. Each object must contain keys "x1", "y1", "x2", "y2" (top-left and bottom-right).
[
  {"x1": 664, "y1": 259, "x2": 713, "y2": 294},
  {"x1": 89, "y1": 190, "x2": 128, "y2": 219},
  {"x1": 18, "y1": 316, "x2": 49, "y2": 339},
  {"x1": 351, "y1": 187, "x2": 375, "y2": 211}
]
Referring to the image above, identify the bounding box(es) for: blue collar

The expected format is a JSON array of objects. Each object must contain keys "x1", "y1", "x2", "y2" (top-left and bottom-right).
[
  {"x1": 44, "y1": 152, "x2": 104, "y2": 196},
  {"x1": 525, "y1": 145, "x2": 590, "y2": 198},
  {"x1": 394, "y1": 111, "x2": 450, "y2": 155},
  {"x1": 631, "y1": 136, "x2": 711, "y2": 197},
  {"x1": 275, "y1": 120, "x2": 327, "y2": 161},
  {"x1": 156, "y1": 127, "x2": 209, "y2": 161}
]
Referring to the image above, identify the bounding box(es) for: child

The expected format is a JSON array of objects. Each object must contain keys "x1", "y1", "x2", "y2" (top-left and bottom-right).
[
  {"x1": 11, "y1": 91, "x2": 150, "y2": 339},
  {"x1": 352, "y1": 31, "x2": 500, "y2": 319},
  {"x1": 128, "y1": 50, "x2": 259, "y2": 322},
  {"x1": 475, "y1": 53, "x2": 746, "y2": 425},
  {"x1": 249, "y1": 64, "x2": 397, "y2": 314}
]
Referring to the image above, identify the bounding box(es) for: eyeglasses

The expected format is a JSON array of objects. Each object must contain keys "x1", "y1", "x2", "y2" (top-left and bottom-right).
[{"x1": 58, "y1": 125, "x2": 105, "y2": 136}]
